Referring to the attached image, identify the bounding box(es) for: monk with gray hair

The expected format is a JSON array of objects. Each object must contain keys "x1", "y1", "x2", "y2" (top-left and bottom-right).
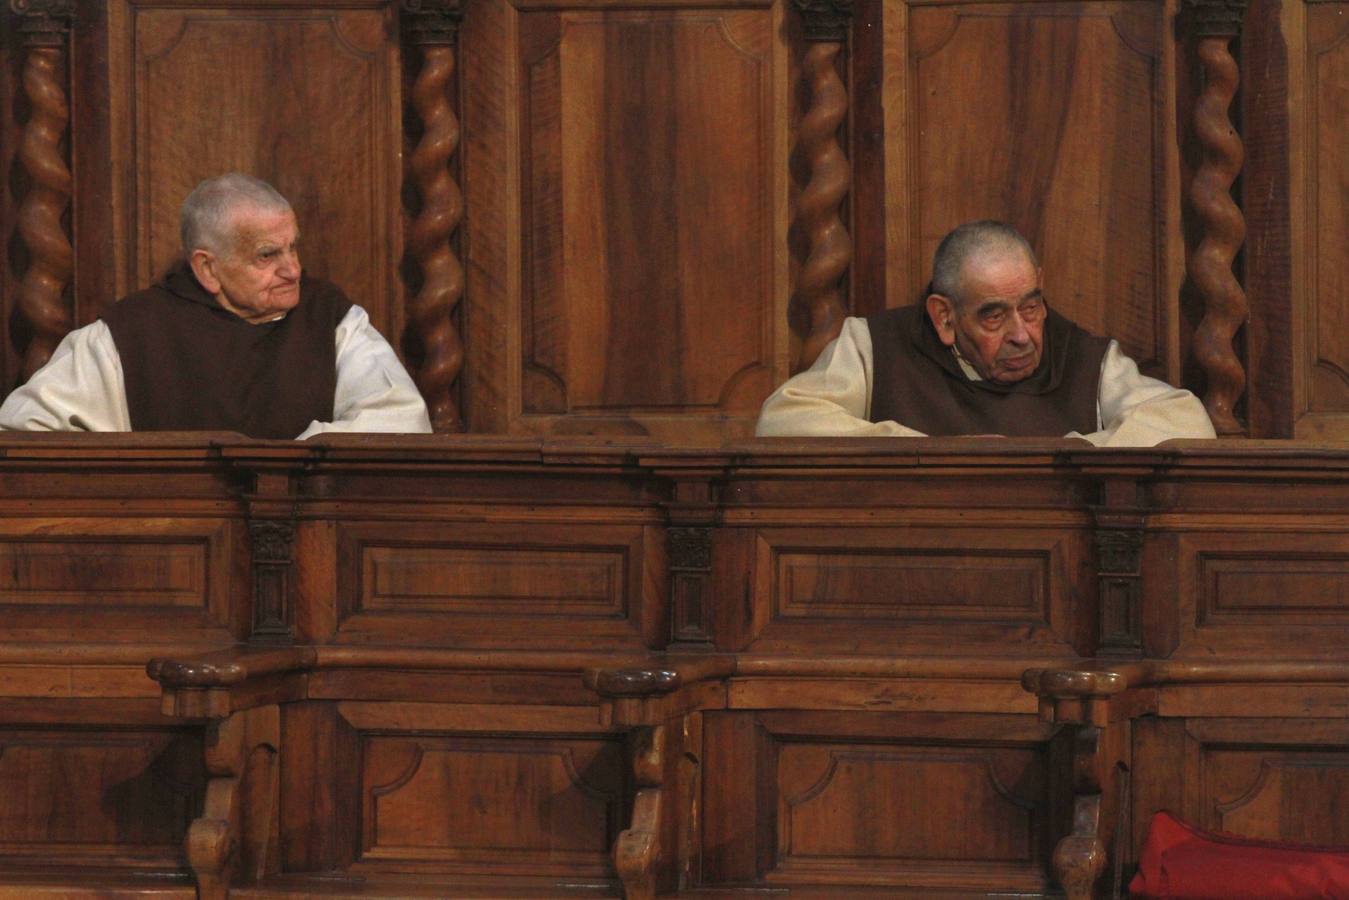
[
  {"x1": 756, "y1": 220, "x2": 1215, "y2": 446},
  {"x1": 0, "y1": 173, "x2": 431, "y2": 439}
]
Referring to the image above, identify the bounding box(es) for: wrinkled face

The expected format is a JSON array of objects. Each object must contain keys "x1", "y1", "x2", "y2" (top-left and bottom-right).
[
  {"x1": 192, "y1": 207, "x2": 301, "y2": 324},
  {"x1": 928, "y1": 250, "x2": 1046, "y2": 384}
]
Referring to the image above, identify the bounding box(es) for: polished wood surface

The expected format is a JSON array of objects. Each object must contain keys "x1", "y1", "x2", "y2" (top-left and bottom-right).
[
  {"x1": 0, "y1": 436, "x2": 1343, "y2": 897},
  {"x1": 5, "y1": 0, "x2": 1341, "y2": 439}
]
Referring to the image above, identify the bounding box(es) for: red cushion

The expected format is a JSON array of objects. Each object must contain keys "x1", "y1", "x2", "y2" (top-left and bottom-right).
[{"x1": 1130, "y1": 810, "x2": 1349, "y2": 899}]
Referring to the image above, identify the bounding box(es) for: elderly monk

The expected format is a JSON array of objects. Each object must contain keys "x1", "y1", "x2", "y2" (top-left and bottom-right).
[
  {"x1": 757, "y1": 221, "x2": 1215, "y2": 446},
  {"x1": 0, "y1": 174, "x2": 431, "y2": 439}
]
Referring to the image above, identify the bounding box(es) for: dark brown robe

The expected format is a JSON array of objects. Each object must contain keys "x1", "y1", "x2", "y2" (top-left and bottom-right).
[
  {"x1": 102, "y1": 262, "x2": 352, "y2": 439},
  {"x1": 866, "y1": 305, "x2": 1110, "y2": 437}
]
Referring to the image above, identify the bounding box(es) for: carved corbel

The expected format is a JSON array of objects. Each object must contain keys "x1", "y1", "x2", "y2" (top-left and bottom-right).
[
  {"x1": 186, "y1": 705, "x2": 281, "y2": 900},
  {"x1": 401, "y1": 0, "x2": 465, "y2": 431},
  {"x1": 1185, "y1": 0, "x2": 1249, "y2": 435},
  {"x1": 10, "y1": 0, "x2": 75, "y2": 381},
  {"x1": 1024, "y1": 667, "x2": 1152, "y2": 900},
  {"x1": 789, "y1": 0, "x2": 854, "y2": 372},
  {"x1": 614, "y1": 724, "x2": 665, "y2": 900}
]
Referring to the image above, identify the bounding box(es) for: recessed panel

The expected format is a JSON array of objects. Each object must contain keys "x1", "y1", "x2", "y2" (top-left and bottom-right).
[
  {"x1": 776, "y1": 743, "x2": 1042, "y2": 866},
  {"x1": 777, "y1": 550, "x2": 1046, "y2": 620},
  {"x1": 127, "y1": 4, "x2": 401, "y2": 337},
  {"x1": 363, "y1": 546, "x2": 624, "y2": 617},
  {"x1": 335, "y1": 522, "x2": 655, "y2": 649},
  {"x1": 520, "y1": 9, "x2": 776, "y2": 417},
  {"x1": 0, "y1": 540, "x2": 204, "y2": 608},
  {"x1": 360, "y1": 734, "x2": 624, "y2": 875},
  {"x1": 0, "y1": 730, "x2": 203, "y2": 866},
  {"x1": 907, "y1": 1, "x2": 1167, "y2": 373}
]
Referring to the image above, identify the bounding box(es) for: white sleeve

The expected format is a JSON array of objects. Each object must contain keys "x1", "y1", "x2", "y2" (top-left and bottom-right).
[
  {"x1": 1069, "y1": 341, "x2": 1217, "y2": 447},
  {"x1": 0, "y1": 321, "x2": 131, "y2": 432},
  {"x1": 755, "y1": 317, "x2": 926, "y2": 437},
  {"x1": 296, "y1": 305, "x2": 433, "y2": 438}
]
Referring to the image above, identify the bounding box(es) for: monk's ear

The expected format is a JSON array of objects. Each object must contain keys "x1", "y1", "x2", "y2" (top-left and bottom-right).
[
  {"x1": 189, "y1": 249, "x2": 221, "y2": 295},
  {"x1": 926, "y1": 294, "x2": 958, "y2": 347}
]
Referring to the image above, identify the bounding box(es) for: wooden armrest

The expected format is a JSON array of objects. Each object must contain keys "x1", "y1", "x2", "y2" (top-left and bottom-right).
[
  {"x1": 1022, "y1": 663, "x2": 1154, "y2": 726},
  {"x1": 584, "y1": 655, "x2": 735, "y2": 726},
  {"x1": 147, "y1": 645, "x2": 315, "y2": 719}
]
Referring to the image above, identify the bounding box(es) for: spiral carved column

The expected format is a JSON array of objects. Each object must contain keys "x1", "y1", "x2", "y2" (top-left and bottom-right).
[
  {"x1": 10, "y1": 0, "x2": 75, "y2": 382},
  {"x1": 790, "y1": 0, "x2": 854, "y2": 373},
  {"x1": 402, "y1": 0, "x2": 465, "y2": 432},
  {"x1": 1186, "y1": 0, "x2": 1249, "y2": 435}
]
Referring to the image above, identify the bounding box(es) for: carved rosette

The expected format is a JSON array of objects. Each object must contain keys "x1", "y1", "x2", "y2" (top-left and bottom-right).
[
  {"x1": 401, "y1": 0, "x2": 465, "y2": 432},
  {"x1": 1185, "y1": 0, "x2": 1249, "y2": 435},
  {"x1": 11, "y1": 0, "x2": 75, "y2": 381},
  {"x1": 790, "y1": 0, "x2": 854, "y2": 373}
]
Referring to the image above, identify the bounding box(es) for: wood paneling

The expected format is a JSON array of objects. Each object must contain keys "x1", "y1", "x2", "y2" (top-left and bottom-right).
[
  {"x1": 335, "y1": 521, "x2": 661, "y2": 649},
  {"x1": 468, "y1": 3, "x2": 789, "y2": 439},
  {"x1": 744, "y1": 526, "x2": 1084, "y2": 655},
  {"x1": 359, "y1": 733, "x2": 625, "y2": 874},
  {"x1": 0, "y1": 518, "x2": 234, "y2": 643},
  {"x1": 703, "y1": 710, "x2": 1060, "y2": 891},
  {"x1": 1134, "y1": 717, "x2": 1349, "y2": 854},
  {"x1": 0, "y1": 728, "x2": 202, "y2": 867},
  {"x1": 1291, "y1": 0, "x2": 1349, "y2": 437},
  {"x1": 884, "y1": 0, "x2": 1180, "y2": 380},
  {"x1": 109, "y1": 1, "x2": 404, "y2": 338},
  {"x1": 1169, "y1": 531, "x2": 1349, "y2": 657}
]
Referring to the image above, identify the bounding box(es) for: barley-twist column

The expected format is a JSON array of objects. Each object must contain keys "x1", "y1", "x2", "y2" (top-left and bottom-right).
[
  {"x1": 402, "y1": 0, "x2": 465, "y2": 431},
  {"x1": 10, "y1": 0, "x2": 74, "y2": 381},
  {"x1": 1186, "y1": 0, "x2": 1249, "y2": 435},
  {"x1": 790, "y1": 0, "x2": 853, "y2": 373}
]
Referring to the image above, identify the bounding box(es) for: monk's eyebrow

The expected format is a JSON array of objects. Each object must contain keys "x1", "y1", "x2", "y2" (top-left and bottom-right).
[{"x1": 978, "y1": 288, "x2": 1043, "y2": 313}]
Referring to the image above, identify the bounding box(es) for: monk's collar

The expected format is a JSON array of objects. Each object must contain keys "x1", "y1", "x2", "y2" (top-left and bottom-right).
[{"x1": 949, "y1": 344, "x2": 983, "y2": 381}]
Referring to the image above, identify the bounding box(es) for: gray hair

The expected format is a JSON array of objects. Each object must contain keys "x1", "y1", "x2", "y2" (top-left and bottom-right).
[
  {"x1": 930, "y1": 220, "x2": 1037, "y2": 304},
  {"x1": 180, "y1": 173, "x2": 292, "y2": 258}
]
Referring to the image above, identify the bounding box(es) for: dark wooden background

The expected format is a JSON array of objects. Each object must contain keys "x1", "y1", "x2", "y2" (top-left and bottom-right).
[{"x1": 2, "y1": 0, "x2": 1337, "y2": 440}]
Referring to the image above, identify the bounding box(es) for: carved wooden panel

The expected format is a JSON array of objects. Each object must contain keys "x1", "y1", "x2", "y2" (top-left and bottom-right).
[
  {"x1": 0, "y1": 729, "x2": 203, "y2": 867},
  {"x1": 745, "y1": 527, "x2": 1087, "y2": 655},
  {"x1": 777, "y1": 744, "x2": 1041, "y2": 868},
  {"x1": 108, "y1": 1, "x2": 403, "y2": 338},
  {"x1": 335, "y1": 521, "x2": 662, "y2": 648},
  {"x1": 701, "y1": 711, "x2": 1061, "y2": 890},
  {"x1": 1291, "y1": 0, "x2": 1349, "y2": 437},
  {"x1": 466, "y1": 4, "x2": 788, "y2": 440},
  {"x1": 358, "y1": 733, "x2": 625, "y2": 875},
  {"x1": 1134, "y1": 718, "x2": 1349, "y2": 852},
  {"x1": 0, "y1": 518, "x2": 234, "y2": 642},
  {"x1": 1170, "y1": 531, "x2": 1349, "y2": 656},
  {"x1": 884, "y1": 0, "x2": 1179, "y2": 379}
]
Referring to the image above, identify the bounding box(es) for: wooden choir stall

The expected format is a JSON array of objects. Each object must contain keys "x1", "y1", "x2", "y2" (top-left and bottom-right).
[{"x1": 2, "y1": 0, "x2": 1348, "y2": 895}]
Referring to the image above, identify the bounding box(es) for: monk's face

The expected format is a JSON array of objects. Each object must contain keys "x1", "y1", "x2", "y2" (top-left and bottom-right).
[
  {"x1": 197, "y1": 207, "x2": 302, "y2": 323},
  {"x1": 928, "y1": 250, "x2": 1046, "y2": 384}
]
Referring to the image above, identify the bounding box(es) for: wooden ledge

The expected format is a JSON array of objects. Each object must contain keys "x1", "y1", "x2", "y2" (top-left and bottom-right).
[
  {"x1": 147, "y1": 645, "x2": 317, "y2": 688},
  {"x1": 1022, "y1": 658, "x2": 1349, "y2": 726},
  {"x1": 583, "y1": 655, "x2": 737, "y2": 698}
]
